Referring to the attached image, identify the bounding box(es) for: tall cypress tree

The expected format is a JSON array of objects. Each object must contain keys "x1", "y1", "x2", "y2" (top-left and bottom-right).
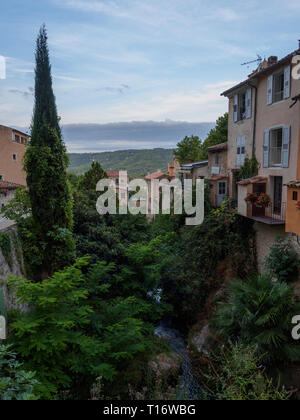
[{"x1": 24, "y1": 25, "x2": 75, "y2": 278}]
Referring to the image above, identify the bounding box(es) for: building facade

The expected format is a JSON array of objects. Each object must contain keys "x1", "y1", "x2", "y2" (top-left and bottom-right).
[
  {"x1": 221, "y1": 44, "x2": 300, "y2": 268},
  {"x1": 0, "y1": 125, "x2": 28, "y2": 186},
  {"x1": 206, "y1": 142, "x2": 228, "y2": 207}
]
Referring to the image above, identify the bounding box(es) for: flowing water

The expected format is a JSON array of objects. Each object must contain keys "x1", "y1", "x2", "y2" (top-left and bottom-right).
[{"x1": 154, "y1": 322, "x2": 201, "y2": 400}]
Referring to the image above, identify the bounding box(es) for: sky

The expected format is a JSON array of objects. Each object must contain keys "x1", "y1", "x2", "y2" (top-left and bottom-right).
[{"x1": 0, "y1": 0, "x2": 299, "y2": 151}]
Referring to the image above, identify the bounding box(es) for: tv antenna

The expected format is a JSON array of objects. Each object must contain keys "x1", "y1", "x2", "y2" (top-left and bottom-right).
[{"x1": 241, "y1": 55, "x2": 263, "y2": 67}]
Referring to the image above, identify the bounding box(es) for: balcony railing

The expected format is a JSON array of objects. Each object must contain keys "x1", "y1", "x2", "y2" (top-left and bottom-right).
[{"x1": 246, "y1": 202, "x2": 286, "y2": 225}]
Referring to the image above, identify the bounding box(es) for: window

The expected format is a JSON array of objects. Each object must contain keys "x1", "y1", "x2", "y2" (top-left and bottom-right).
[
  {"x1": 273, "y1": 70, "x2": 284, "y2": 103},
  {"x1": 12, "y1": 154, "x2": 17, "y2": 161},
  {"x1": 215, "y1": 153, "x2": 219, "y2": 164},
  {"x1": 267, "y1": 66, "x2": 290, "y2": 105},
  {"x1": 0, "y1": 175, "x2": 3, "y2": 180},
  {"x1": 293, "y1": 191, "x2": 298, "y2": 201},
  {"x1": 269, "y1": 128, "x2": 283, "y2": 166},
  {"x1": 234, "y1": 88, "x2": 252, "y2": 122},
  {"x1": 15, "y1": 135, "x2": 20, "y2": 143}
]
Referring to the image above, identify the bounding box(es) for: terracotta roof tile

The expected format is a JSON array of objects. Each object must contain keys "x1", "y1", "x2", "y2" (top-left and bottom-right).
[
  {"x1": 145, "y1": 171, "x2": 169, "y2": 180},
  {"x1": 0, "y1": 181, "x2": 22, "y2": 190},
  {"x1": 206, "y1": 142, "x2": 228, "y2": 152},
  {"x1": 208, "y1": 175, "x2": 228, "y2": 181},
  {"x1": 237, "y1": 176, "x2": 267, "y2": 185}
]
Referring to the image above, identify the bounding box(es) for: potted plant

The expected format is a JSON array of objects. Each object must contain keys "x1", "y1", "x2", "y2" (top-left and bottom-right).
[
  {"x1": 255, "y1": 193, "x2": 271, "y2": 208},
  {"x1": 245, "y1": 192, "x2": 258, "y2": 205}
]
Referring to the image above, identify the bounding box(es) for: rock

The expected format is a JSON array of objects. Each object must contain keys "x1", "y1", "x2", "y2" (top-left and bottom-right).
[
  {"x1": 0, "y1": 226, "x2": 28, "y2": 312},
  {"x1": 148, "y1": 352, "x2": 182, "y2": 380}
]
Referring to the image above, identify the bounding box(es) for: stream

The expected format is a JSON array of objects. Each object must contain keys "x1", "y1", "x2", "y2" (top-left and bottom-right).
[{"x1": 154, "y1": 321, "x2": 201, "y2": 400}]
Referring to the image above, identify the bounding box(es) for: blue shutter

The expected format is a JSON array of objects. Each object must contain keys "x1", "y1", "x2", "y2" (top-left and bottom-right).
[
  {"x1": 282, "y1": 126, "x2": 291, "y2": 168},
  {"x1": 284, "y1": 66, "x2": 291, "y2": 99},
  {"x1": 241, "y1": 135, "x2": 246, "y2": 165},
  {"x1": 245, "y1": 88, "x2": 252, "y2": 119},
  {"x1": 233, "y1": 94, "x2": 238, "y2": 122},
  {"x1": 263, "y1": 130, "x2": 270, "y2": 168},
  {"x1": 236, "y1": 136, "x2": 241, "y2": 166},
  {"x1": 267, "y1": 76, "x2": 273, "y2": 105}
]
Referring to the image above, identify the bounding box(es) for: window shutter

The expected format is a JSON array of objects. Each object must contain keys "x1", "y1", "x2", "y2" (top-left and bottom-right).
[
  {"x1": 282, "y1": 125, "x2": 291, "y2": 168},
  {"x1": 263, "y1": 130, "x2": 270, "y2": 168},
  {"x1": 284, "y1": 66, "x2": 291, "y2": 99},
  {"x1": 236, "y1": 136, "x2": 241, "y2": 166},
  {"x1": 245, "y1": 88, "x2": 252, "y2": 119},
  {"x1": 233, "y1": 94, "x2": 238, "y2": 122},
  {"x1": 267, "y1": 75, "x2": 273, "y2": 105},
  {"x1": 241, "y1": 135, "x2": 246, "y2": 165}
]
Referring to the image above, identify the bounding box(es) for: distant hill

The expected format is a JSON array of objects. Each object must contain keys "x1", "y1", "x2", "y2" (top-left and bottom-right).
[{"x1": 68, "y1": 148, "x2": 175, "y2": 177}]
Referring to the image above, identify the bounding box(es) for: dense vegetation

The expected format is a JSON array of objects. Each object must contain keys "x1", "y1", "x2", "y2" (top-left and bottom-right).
[{"x1": 68, "y1": 148, "x2": 174, "y2": 177}]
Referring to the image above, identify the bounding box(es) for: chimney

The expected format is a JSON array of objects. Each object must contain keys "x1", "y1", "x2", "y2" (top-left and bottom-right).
[{"x1": 267, "y1": 56, "x2": 278, "y2": 66}]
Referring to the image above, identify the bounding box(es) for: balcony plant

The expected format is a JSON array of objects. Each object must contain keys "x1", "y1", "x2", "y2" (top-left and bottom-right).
[
  {"x1": 245, "y1": 192, "x2": 258, "y2": 204},
  {"x1": 255, "y1": 193, "x2": 271, "y2": 208}
]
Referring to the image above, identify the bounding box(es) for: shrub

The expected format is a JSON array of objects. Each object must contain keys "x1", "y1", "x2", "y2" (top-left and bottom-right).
[
  {"x1": 0, "y1": 345, "x2": 39, "y2": 400},
  {"x1": 212, "y1": 274, "x2": 300, "y2": 365},
  {"x1": 265, "y1": 237, "x2": 299, "y2": 282},
  {"x1": 204, "y1": 342, "x2": 290, "y2": 400}
]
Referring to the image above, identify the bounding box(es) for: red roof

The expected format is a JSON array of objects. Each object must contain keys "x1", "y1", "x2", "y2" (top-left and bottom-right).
[
  {"x1": 208, "y1": 175, "x2": 228, "y2": 181},
  {"x1": 145, "y1": 171, "x2": 169, "y2": 180},
  {"x1": 106, "y1": 170, "x2": 120, "y2": 178},
  {"x1": 0, "y1": 181, "x2": 22, "y2": 190},
  {"x1": 237, "y1": 176, "x2": 267, "y2": 185},
  {"x1": 206, "y1": 142, "x2": 228, "y2": 152}
]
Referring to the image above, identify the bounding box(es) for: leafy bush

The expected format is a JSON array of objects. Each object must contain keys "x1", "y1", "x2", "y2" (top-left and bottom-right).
[
  {"x1": 265, "y1": 237, "x2": 299, "y2": 282},
  {"x1": 0, "y1": 345, "x2": 39, "y2": 400},
  {"x1": 212, "y1": 274, "x2": 300, "y2": 364},
  {"x1": 204, "y1": 342, "x2": 290, "y2": 400}
]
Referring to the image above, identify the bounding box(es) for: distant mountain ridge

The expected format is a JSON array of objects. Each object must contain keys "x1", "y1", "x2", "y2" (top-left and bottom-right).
[{"x1": 68, "y1": 148, "x2": 175, "y2": 177}]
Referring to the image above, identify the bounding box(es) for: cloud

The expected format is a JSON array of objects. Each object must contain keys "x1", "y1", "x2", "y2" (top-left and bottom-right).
[
  {"x1": 8, "y1": 87, "x2": 34, "y2": 98},
  {"x1": 61, "y1": 120, "x2": 215, "y2": 152},
  {"x1": 97, "y1": 84, "x2": 130, "y2": 94}
]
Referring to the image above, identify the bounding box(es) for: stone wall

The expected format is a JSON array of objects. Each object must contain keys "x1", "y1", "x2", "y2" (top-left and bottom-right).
[
  {"x1": 0, "y1": 225, "x2": 27, "y2": 312},
  {"x1": 255, "y1": 222, "x2": 300, "y2": 273}
]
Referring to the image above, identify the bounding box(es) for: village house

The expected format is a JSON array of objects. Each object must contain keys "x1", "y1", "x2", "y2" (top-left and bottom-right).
[
  {"x1": 0, "y1": 124, "x2": 28, "y2": 186},
  {"x1": 178, "y1": 160, "x2": 208, "y2": 186},
  {"x1": 0, "y1": 125, "x2": 28, "y2": 219},
  {"x1": 106, "y1": 170, "x2": 129, "y2": 201},
  {"x1": 206, "y1": 142, "x2": 228, "y2": 207},
  {"x1": 221, "y1": 43, "x2": 300, "y2": 269}
]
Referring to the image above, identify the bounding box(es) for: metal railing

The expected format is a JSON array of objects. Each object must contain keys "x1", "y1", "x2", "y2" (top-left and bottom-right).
[{"x1": 247, "y1": 202, "x2": 286, "y2": 224}]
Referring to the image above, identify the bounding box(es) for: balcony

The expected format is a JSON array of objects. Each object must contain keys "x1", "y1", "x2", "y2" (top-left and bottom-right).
[{"x1": 245, "y1": 202, "x2": 286, "y2": 225}]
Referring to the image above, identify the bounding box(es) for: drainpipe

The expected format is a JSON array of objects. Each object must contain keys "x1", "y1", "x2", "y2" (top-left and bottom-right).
[{"x1": 246, "y1": 82, "x2": 257, "y2": 159}]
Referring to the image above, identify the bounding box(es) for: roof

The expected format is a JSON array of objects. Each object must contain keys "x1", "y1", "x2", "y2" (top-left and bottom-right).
[
  {"x1": 206, "y1": 142, "x2": 228, "y2": 152},
  {"x1": 221, "y1": 48, "x2": 300, "y2": 97},
  {"x1": 285, "y1": 180, "x2": 300, "y2": 188},
  {"x1": 0, "y1": 125, "x2": 29, "y2": 137},
  {"x1": 237, "y1": 176, "x2": 267, "y2": 186},
  {"x1": 208, "y1": 175, "x2": 228, "y2": 181},
  {"x1": 106, "y1": 170, "x2": 120, "y2": 178},
  {"x1": 0, "y1": 181, "x2": 22, "y2": 191},
  {"x1": 180, "y1": 160, "x2": 208, "y2": 170},
  {"x1": 145, "y1": 171, "x2": 169, "y2": 180}
]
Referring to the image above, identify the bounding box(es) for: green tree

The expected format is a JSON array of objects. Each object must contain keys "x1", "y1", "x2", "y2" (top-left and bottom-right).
[
  {"x1": 199, "y1": 113, "x2": 228, "y2": 159},
  {"x1": 78, "y1": 161, "x2": 107, "y2": 192},
  {"x1": 24, "y1": 25, "x2": 75, "y2": 277},
  {"x1": 173, "y1": 135, "x2": 203, "y2": 164}
]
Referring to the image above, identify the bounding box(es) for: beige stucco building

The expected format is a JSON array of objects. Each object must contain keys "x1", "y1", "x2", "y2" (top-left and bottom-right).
[
  {"x1": 206, "y1": 142, "x2": 228, "y2": 207},
  {"x1": 0, "y1": 125, "x2": 28, "y2": 186},
  {"x1": 222, "y1": 45, "x2": 300, "y2": 269}
]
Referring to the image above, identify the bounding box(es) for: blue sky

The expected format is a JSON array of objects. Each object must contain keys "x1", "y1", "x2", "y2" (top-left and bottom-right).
[{"x1": 0, "y1": 0, "x2": 299, "y2": 144}]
